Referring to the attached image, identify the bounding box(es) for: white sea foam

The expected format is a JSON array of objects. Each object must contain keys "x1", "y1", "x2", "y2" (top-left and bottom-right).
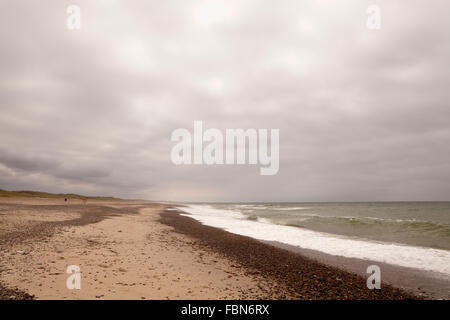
[
  {"x1": 232, "y1": 205, "x2": 308, "y2": 211},
  {"x1": 178, "y1": 204, "x2": 450, "y2": 277},
  {"x1": 274, "y1": 207, "x2": 309, "y2": 211},
  {"x1": 256, "y1": 217, "x2": 273, "y2": 224}
]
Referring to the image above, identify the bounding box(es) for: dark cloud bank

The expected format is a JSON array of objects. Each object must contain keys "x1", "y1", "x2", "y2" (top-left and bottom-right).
[{"x1": 0, "y1": 0, "x2": 449, "y2": 201}]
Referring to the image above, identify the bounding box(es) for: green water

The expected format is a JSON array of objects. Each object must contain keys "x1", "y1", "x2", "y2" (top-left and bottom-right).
[{"x1": 211, "y1": 202, "x2": 450, "y2": 250}]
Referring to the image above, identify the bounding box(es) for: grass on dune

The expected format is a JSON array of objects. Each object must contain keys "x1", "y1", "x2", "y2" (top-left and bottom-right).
[{"x1": 0, "y1": 188, "x2": 117, "y2": 200}]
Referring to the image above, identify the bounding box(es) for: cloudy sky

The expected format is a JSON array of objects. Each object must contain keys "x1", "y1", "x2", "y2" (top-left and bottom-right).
[{"x1": 0, "y1": 0, "x2": 449, "y2": 201}]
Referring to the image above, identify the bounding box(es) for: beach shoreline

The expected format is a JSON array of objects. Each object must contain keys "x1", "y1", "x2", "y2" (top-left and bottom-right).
[
  {"x1": 0, "y1": 197, "x2": 286, "y2": 299},
  {"x1": 172, "y1": 204, "x2": 450, "y2": 299},
  {"x1": 261, "y1": 240, "x2": 449, "y2": 299},
  {"x1": 160, "y1": 207, "x2": 420, "y2": 300},
  {"x1": 0, "y1": 197, "x2": 425, "y2": 300}
]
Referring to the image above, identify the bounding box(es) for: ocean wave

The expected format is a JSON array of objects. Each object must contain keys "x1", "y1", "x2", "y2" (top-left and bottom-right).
[
  {"x1": 279, "y1": 214, "x2": 449, "y2": 231},
  {"x1": 246, "y1": 215, "x2": 272, "y2": 224},
  {"x1": 273, "y1": 207, "x2": 309, "y2": 211},
  {"x1": 233, "y1": 205, "x2": 309, "y2": 211},
  {"x1": 179, "y1": 204, "x2": 450, "y2": 276}
]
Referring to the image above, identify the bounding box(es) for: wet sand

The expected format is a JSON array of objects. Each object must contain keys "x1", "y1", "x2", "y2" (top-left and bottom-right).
[
  {"x1": 262, "y1": 241, "x2": 449, "y2": 299},
  {"x1": 160, "y1": 208, "x2": 418, "y2": 300},
  {"x1": 0, "y1": 197, "x2": 419, "y2": 300}
]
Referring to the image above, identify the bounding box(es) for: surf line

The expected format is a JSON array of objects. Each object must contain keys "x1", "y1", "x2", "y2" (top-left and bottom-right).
[{"x1": 170, "y1": 121, "x2": 279, "y2": 175}]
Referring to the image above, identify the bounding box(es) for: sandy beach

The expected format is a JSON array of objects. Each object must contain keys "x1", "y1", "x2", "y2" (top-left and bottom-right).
[{"x1": 0, "y1": 197, "x2": 419, "y2": 300}]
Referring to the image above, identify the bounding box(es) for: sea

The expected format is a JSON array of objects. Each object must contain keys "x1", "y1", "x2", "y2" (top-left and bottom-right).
[{"x1": 177, "y1": 202, "x2": 450, "y2": 277}]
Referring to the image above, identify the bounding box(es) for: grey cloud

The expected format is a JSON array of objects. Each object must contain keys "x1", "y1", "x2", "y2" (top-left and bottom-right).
[
  {"x1": 0, "y1": 150, "x2": 59, "y2": 172},
  {"x1": 0, "y1": 0, "x2": 449, "y2": 201}
]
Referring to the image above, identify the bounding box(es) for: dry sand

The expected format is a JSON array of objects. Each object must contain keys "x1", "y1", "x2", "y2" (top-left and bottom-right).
[{"x1": 0, "y1": 197, "x2": 284, "y2": 299}]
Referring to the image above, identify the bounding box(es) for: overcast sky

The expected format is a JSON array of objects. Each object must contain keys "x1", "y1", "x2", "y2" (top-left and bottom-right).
[{"x1": 0, "y1": 0, "x2": 449, "y2": 202}]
